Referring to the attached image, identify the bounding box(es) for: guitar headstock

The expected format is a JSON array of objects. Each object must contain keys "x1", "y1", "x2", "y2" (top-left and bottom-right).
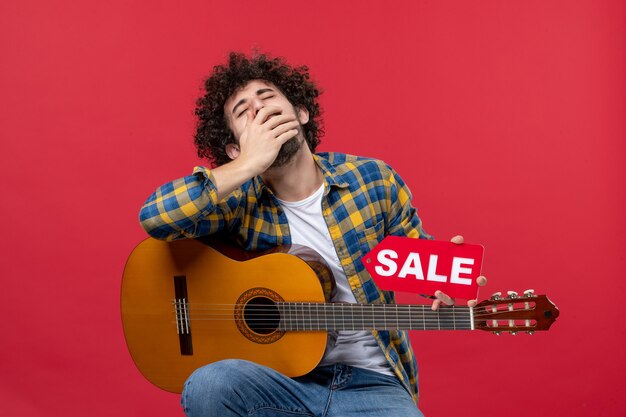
[{"x1": 474, "y1": 290, "x2": 559, "y2": 335}]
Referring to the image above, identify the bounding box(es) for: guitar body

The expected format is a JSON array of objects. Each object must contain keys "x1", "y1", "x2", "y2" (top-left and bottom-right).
[{"x1": 121, "y1": 238, "x2": 328, "y2": 393}]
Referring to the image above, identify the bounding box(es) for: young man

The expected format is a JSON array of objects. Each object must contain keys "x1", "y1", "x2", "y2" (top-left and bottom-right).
[{"x1": 139, "y1": 52, "x2": 484, "y2": 416}]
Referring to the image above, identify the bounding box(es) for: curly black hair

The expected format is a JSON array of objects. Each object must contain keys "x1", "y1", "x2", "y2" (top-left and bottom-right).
[{"x1": 194, "y1": 52, "x2": 323, "y2": 167}]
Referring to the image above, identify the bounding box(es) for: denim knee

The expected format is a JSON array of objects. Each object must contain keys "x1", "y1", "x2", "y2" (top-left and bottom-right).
[
  {"x1": 184, "y1": 359, "x2": 252, "y2": 393},
  {"x1": 182, "y1": 359, "x2": 255, "y2": 416}
]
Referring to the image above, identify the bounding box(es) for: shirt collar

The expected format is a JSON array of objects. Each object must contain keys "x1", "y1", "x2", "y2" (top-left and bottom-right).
[
  {"x1": 313, "y1": 153, "x2": 350, "y2": 189},
  {"x1": 251, "y1": 153, "x2": 350, "y2": 200}
]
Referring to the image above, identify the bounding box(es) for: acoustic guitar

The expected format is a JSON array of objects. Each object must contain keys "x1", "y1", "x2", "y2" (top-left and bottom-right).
[{"x1": 121, "y1": 237, "x2": 559, "y2": 393}]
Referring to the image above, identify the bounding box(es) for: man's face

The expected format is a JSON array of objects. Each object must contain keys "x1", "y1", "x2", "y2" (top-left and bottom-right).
[{"x1": 223, "y1": 80, "x2": 308, "y2": 168}]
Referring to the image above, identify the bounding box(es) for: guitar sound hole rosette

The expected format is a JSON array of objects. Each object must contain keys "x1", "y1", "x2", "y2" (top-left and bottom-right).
[{"x1": 235, "y1": 288, "x2": 285, "y2": 344}]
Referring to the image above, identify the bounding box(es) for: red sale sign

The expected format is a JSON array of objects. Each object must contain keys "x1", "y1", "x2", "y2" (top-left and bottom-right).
[{"x1": 362, "y1": 236, "x2": 484, "y2": 299}]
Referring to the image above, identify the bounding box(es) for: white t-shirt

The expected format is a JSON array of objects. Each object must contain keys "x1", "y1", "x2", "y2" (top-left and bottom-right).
[{"x1": 276, "y1": 184, "x2": 394, "y2": 376}]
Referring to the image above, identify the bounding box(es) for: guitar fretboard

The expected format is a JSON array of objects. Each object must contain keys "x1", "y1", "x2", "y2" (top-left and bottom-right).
[{"x1": 276, "y1": 303, "x2": 474, "y2": 331}]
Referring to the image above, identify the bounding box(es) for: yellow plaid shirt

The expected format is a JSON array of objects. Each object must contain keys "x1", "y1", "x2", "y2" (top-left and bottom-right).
[{"x1": 139, "y1": 152, "x2": 432, "y2": 403}]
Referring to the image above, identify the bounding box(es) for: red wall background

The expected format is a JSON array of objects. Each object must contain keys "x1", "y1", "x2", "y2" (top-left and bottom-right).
[{"x1": 1, "y1": 1, "x2": 624, "y2": 416}]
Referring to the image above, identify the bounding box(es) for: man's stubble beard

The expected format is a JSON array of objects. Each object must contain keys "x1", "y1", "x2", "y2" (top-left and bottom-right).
[{"x1": 269, "y1": 128, "x2": 305, "y2": 169}]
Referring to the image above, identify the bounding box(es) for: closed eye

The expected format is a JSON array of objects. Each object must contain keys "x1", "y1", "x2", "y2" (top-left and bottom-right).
[
  {"x1": 237, "y1": 96, "x2": 275, "y2": 117},
  {"x1": 232, "y1": 88, "x2": 277, "y2": 117}
]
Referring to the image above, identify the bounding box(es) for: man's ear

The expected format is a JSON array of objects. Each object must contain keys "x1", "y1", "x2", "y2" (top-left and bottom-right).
[
  {"x1": 225, "y1": 143, "x2": 240, "y2": 160},
  {"x1": 297, "y1": 106, "x2": 309, "y2": 125}
]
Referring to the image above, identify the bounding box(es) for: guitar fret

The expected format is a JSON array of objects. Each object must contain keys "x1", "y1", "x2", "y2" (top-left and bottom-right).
[
  {"x1": 351, "y1": 303, "x2": 355, "y2": 331},
  {"x1": 382, "y1": 304, "x2": 386, "y2": 329},
  {"x1": 361, "y1": 304, "x2": 365, "y2": 330},
  {"x1": 307, "y1": 302, "x2": 311, "y2": 331},
  {"x1": 296, "y1": 302, "x2": 300, "y2": 331},
  {"x1": 437, "y1": 309, "x2": 440, "y2": 330},
  {"x1": 316, "y1": 302, "x2": 320, "y2": 331},
  {"x1": 453, "y1": 306, "x2": 456, "y2": 330},
  {"x1": 339, "y1": 304, "x2": 344, "y2": 331},
  {"x1": 441, "y1": 307, "x2": 449, "y2": 330},
  {"x1": 294, "y1": 303, "x2": 298, "y2": 331},
  {"x1": 339, "y1": 304, "x2": 343, "y2": 330},
  {"x1": 396, "y1": 304, "x2": 400, "y2": 329}
]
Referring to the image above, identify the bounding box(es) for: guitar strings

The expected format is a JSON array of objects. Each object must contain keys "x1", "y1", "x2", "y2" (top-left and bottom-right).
[
  {"x1": 173, "y1": 304, "x2": 530, "y2": 320},
  {"x1": 171, "y1": 304, "x2": 531, "y2": 330},
  {"x1": 172, "y1": 315, "x2": 474, "y2": 330},
  {"x1": 170, "y1": 310, "x2": 529, "y2": 327},
  {"x1": 175, "y1": 313, "x2": 530, "y2": 322}
]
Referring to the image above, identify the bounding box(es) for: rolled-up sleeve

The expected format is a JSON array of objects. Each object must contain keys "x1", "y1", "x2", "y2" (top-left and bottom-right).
[{"x1": 139, "y1": 166, "x2": 241, "y2": 241}]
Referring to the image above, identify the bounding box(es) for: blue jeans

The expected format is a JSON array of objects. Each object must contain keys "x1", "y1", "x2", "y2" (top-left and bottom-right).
[{"x1": 181, "y1": 360, "x2": 424, "y2": 417}]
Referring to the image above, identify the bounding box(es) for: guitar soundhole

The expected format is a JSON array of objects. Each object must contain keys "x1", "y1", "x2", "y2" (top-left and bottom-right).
[
  {"x1": 244, "y1": 297, "x2": 280, "y2": 335},
  {"x1": 235, "y1": 287, "x2": 285, "y2": 344}
]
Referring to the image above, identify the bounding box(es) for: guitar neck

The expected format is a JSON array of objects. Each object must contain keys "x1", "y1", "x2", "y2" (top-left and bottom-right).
[{"x1": 276, "y1": 303, "x2": 474, "y2": 331}]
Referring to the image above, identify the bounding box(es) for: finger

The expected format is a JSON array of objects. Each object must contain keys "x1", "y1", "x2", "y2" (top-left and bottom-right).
[
  {"x1": 431, "y1": 298, "x2": 442, "y2": 311},
  {"x1": 271, "y1": 120, "x2": 300, "y2": 137},
  {"x1": 264, "y1": 113, "x2": 297, "y2": 130},
  {"x1": 254, "y1": 106, "x2": 283, "y2": 124},
  {"x1": 450, "y1": 235, "x2": 464, "y2": 244},
  {"x1": 237, "y1": 112, "x2": 254, "y2": 144},
  {"x1": 476, "y1": 275, "x2": 487, "y2": 286},
  {"x1": 467, "y1": 299, "x2": 478, "y2": 307},
  {"x1": 240, "y1": 110, "x2": 254, "y2": 132},
  {"x1": 435, "y1": 290, "x2": 455, "y2": 306},
  {"x1": 275, "y1": 128, "x2": 299, "y2": 145}
]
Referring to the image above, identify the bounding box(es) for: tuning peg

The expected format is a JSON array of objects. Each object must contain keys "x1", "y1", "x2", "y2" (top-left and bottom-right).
[
  {"x1": 507, "y1": 291, "x2": 519, "y2": 299},
  {"x1": 492, "y1": 331, "x2": 501, "y2": 336},
  {"x1": 491, "y1": 292, "x2": 502, "y2": 300},
  {"x1": 510, "y1": 331, "x2": 518, "y2": 336},
  {"x1": 523, "y1": 290, "x2": 534, "y2": 327},
  {"x1": 527, "y1": 331, "x2": 535, "y2": 335}
]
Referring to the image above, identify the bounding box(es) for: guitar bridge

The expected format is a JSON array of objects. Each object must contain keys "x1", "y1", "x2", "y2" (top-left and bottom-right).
[{"x1": 174, "y1": 275, "x2": 193, "y2": 355}]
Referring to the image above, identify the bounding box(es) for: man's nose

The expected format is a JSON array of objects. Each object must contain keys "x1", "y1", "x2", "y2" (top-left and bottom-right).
[{"x1": 250, "y1": 97, "x2": 264, "y2": 117}]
